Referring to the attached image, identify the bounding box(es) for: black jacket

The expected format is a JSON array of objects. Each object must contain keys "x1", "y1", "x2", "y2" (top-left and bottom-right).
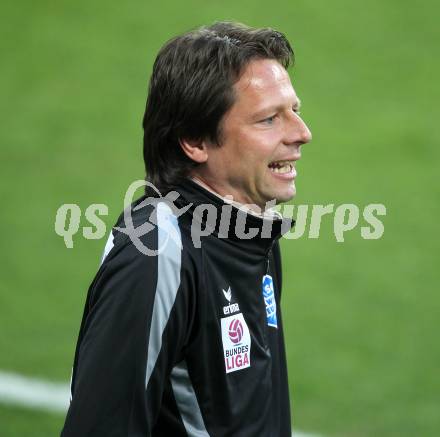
[{"x1": 62, "y1": 179, "x2": 293, "y2": 437}]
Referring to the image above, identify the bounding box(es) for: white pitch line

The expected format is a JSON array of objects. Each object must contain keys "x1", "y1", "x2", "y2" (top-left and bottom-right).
[
  {"x1": 0, "y1": 371, "x2": 70, "y2": 413},
  {"x1": 0, "y1": 370, "x2": 322, "y2": 436}
]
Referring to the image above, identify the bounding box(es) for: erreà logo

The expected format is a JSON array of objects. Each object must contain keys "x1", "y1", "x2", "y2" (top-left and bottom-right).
[
  {"x1": 222, "y1": 286, "x2": 240, "y2": 315},
  {"x1": 221, "y1": 313, "x2": 251, "y2": 373},
  {"x1": 222, "y1": 286, "x2": 232, "y2": 302}
]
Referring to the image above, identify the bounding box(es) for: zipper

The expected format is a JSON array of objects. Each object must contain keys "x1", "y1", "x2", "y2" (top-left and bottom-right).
[{"x1": 265, "y1": 240, "x2": 275, "y2": 274}]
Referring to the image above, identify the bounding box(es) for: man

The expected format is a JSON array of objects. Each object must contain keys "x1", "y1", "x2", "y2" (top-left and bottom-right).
[{"x1": 62, "y1": 21, "x2": 311, "y2": 436}]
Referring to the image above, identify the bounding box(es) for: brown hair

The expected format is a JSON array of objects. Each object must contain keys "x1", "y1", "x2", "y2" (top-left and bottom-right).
[{"x1": 142, "y1": 21, "x2": 294, "y2": 193}]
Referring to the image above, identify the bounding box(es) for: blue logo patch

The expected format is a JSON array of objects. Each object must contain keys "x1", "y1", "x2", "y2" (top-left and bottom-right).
[{"x1": 262, "y1": 275, "x2": 277, "y2": 328}]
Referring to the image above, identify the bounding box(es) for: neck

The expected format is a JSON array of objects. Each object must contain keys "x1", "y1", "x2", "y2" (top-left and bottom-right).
[{"x1": 190, "y1": 176, "x2": 278, "y2": 218}]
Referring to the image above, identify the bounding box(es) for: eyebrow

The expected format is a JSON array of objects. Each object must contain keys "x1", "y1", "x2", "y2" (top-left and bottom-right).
[{"x1": 252, "y1": 98, "x2": 302, "y2": 119}]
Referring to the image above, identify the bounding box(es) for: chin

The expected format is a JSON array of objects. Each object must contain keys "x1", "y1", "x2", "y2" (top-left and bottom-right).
[
  {"x1": 275, "y1": 185, "x2": 296, "y2": 204},
  {"x1": 263, "y1": 192, "x2": 295, "y2": 208},
  {"x1": 260, "y1": 183, "x2": 296, "y2": 208}
]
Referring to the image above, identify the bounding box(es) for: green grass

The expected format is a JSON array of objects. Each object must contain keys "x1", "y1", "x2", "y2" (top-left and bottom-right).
[
  {"x1": 0, "y1": 405, "x2": 64, "y2": 437},
  {"x1": 0, "y1": 0, "x2": 438, "y2": 435}
]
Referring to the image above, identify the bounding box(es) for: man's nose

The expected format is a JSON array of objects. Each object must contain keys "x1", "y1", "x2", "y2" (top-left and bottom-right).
[{"x1": 284, "y1": 113, "x2": 312, "y2": 146}]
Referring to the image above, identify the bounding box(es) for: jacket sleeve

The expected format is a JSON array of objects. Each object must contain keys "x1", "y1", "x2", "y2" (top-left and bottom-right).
[{"x1": 61, "y1": 231, "x2": 194, "y2": 437}]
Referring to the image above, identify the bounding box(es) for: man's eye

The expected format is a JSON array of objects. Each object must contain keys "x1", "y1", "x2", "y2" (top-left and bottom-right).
[
  {"x1": 293, "y1": 108, "x2": 301, "y2": 115},
  {"x1": 260, "y1": 115, "x2": 276, "y2": 124}
]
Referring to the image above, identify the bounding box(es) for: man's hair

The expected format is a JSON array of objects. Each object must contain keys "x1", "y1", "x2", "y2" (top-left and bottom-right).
[{"x1": 142, "y1": 21, "x2": 294, "y2": 193}]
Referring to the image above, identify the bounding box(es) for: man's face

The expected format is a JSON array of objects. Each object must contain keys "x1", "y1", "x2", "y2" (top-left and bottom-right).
[{"x1": 195, "y1": 58, "x2": 312, "y2": 210}]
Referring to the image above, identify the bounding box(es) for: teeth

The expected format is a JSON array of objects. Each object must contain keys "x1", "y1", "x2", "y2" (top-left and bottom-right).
[{"x1": 269, "y1": 161, "x2": 293, "y2": 174}]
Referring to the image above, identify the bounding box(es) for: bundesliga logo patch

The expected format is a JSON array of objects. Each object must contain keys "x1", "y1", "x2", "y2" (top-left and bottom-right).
[
  {"x1": 262, "y1": 275, "x2": 278, "y2": 328},
  {"x1": 221, "y1": 313, "x2": 251, "y2": 373}
]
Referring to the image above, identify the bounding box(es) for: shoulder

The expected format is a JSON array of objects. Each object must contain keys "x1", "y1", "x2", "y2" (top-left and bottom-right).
[{"x1": 96, "y1": 199, "x2": 200, "y2": 297}]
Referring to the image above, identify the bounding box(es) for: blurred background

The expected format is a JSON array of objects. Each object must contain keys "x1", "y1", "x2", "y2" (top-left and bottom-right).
[{"x1": 0, "y1": 0, "x2": 438, "y2": 436}]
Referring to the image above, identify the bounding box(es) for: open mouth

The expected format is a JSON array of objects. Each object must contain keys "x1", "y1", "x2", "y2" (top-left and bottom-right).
[{"x1": 268, "y1": 160, "x2": 294, "y2": 174}]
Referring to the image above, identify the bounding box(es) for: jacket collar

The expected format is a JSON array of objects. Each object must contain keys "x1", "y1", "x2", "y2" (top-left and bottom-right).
[{"x1": 172, "y1": 178, "x2": 295, "y2": 253}]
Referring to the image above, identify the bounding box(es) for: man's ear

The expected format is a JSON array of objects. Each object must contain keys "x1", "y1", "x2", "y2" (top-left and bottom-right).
[{"x1": 179, "y1": 138, "x2": 209, "y2": 163}]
